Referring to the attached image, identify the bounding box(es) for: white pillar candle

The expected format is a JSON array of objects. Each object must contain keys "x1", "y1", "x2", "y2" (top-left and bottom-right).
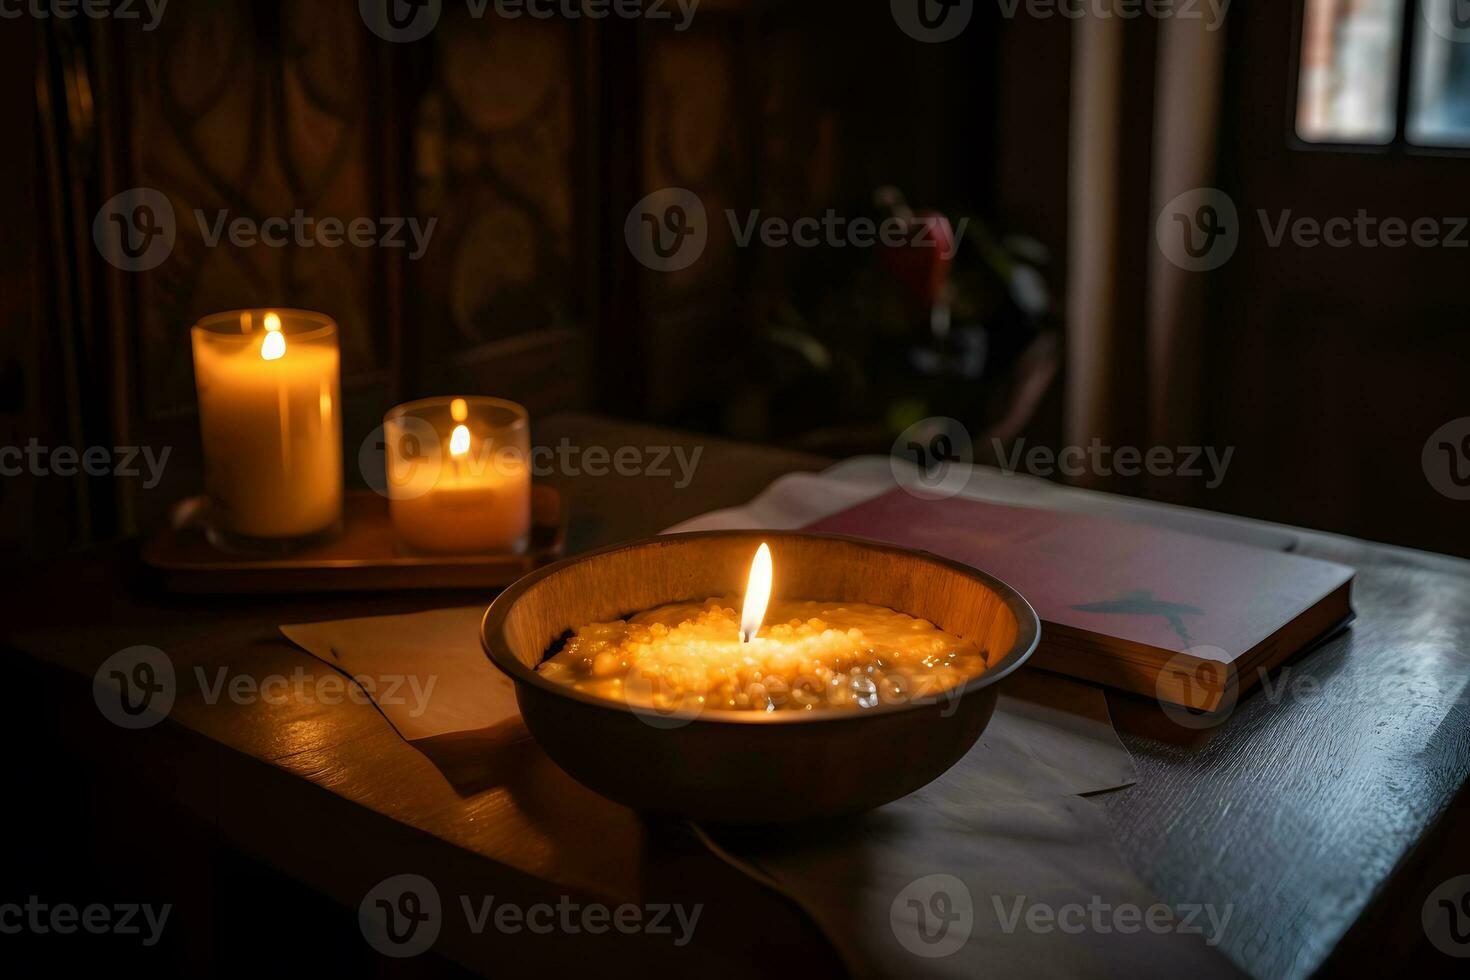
[
  {"x1": 385, "y1": 396, "x2": 531, "y2": 554},
  {"x1": 191, "y1": 309, "x2": 343, "y2": 548}
]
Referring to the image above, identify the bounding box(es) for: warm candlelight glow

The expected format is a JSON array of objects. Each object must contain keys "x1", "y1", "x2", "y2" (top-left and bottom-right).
[
  {"x1": 260, "y1": 329, "x2": 286, "y2": 361},
  {"x1": 385, "y1": 396, "x2": 532, "y2": 556},
  {"x1": 449, "y1": 423, "x2": 471, "y2": 458},
  {"x1": 739, "y1": 542, "x2": 773, "y2": 642},
  {"x1": 191, "y1": 309, "x2": 343, "y2": 545},
  {"x1": 540, "y1": 596, "x2": 989, "y2": 714}
]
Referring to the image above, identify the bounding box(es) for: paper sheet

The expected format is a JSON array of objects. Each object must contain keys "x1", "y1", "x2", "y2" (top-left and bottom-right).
[
  {"x1": 281, "y1": 606, "x2": 524, "y2": 744},
  {"x1": 697, "y1": 676, "x2": 1237, "y2": 978}
]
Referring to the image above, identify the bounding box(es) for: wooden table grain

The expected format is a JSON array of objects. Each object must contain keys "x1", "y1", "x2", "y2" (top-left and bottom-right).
[{"x1": 6, "y1": 412, "x2": 1470, "y2": 978}]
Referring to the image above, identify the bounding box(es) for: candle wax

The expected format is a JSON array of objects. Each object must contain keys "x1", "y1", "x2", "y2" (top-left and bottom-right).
[
  {"x1": 193, "y1": 333, "x2": 342, "y2": 539},
  {"x1": 390, "y1": 454, "x2": 531, "y2": 554},
  {"x1": 538, "y1": 598, "x2": 989, "y2": 713}
]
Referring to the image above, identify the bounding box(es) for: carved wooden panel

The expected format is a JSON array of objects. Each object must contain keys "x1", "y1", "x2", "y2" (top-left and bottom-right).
[
  {"x1": 641, "y1": 27, "x2": 742, "y2": 417},
  {"x1": 409, "y1": 10, "x2": 584, "y2": 411},
  {"x1": 118, "y1": 0, "x2": 381, "y2": 419}
]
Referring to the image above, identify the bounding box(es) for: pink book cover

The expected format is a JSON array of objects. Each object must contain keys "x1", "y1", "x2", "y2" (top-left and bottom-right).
[{"x1": 804, "y1": 490, "x2": 1355, "y2": 664}]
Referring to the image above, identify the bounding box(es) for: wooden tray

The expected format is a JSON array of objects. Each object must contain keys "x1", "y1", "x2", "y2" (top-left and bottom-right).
[{"x1": 141, "y1": 486, "x2": 566, "y2": 593}]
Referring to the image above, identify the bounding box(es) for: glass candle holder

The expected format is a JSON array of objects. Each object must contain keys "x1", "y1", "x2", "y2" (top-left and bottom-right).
[
  {"x1": 191, "y1": 309, "x2": 344, "y2": 553},
  {"x1": 384, "y1": 396, "x2": 531, "y2": 555}
]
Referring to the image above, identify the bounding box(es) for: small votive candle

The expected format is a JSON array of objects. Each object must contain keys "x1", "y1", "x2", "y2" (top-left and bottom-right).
[
  {"x1": 384, "y1": 396, "x2": 531, "y2": 554},
  {"x1": 191, "y1": 309, "x2": 343, "y2": 552}
]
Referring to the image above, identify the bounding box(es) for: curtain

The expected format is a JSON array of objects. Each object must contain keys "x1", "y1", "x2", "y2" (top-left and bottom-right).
[{"x1": 1065, "y1": 12, "x2": 1229, "y2": 489}]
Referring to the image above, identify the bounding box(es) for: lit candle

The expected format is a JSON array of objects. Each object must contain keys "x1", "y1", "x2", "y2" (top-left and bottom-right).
[
  {"x1": 191, "y1": 309, "x2": 343, "y2": 549},
  {"x1": 385, "y1": 396, "x2": 532, "y2": 554},
  {"x1": 538, "y1": 543, "x2": 991, "y2": 713},
  {"x1": 740, "y1": 542, "x2": 772, "y2": 643}
]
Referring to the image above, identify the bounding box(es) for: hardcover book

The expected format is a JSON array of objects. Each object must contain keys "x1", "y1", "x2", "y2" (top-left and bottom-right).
[{"x1": 805, "y1": 490, "x2": 1355, "y2": 711}]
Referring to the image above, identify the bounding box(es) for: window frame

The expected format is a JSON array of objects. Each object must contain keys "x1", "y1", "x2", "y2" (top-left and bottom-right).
[{"x1": 1287, "y1": 0, "x2": 1470, "y2": 157}]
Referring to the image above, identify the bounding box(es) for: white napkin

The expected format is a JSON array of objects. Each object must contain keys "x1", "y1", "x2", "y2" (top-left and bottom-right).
[{"x1": 666, "y1": 456, "x2": 1296, "y2": 552}]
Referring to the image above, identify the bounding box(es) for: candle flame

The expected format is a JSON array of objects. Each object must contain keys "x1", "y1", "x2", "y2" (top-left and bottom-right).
[
  {"x1": 263, "y1": 312, "x2": 282, "y2": 333},
  {"x1": 450, "y1": 397, "x2": 469, "y2": 423},
  {"x1": 739, "y1": 542, "x2": 773, "y2": 643},
  {"x1": 260, "y1": 330, "x2": 286, "y2": 361},
  {"x1": 449, "y1": 423, "x2": 471, "y2": 458}
]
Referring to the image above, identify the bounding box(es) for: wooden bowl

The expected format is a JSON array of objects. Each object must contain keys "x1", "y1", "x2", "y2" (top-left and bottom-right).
[{"x1": 480, "y1": 531, "x2": 1040, "y2": 823}]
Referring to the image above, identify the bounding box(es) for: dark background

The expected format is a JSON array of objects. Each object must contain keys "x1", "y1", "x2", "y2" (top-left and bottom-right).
[
  {"x1": 3, "y1": 5, "x2": 1470, "y2": 977},
  {"x1": 2, "y1": 0, "x2": 1465, "y2": 558}
]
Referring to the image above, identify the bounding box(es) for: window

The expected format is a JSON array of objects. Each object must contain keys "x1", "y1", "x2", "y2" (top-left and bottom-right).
[
  {"x1": 1295, "y1": 0, "x2": 1470, "y2": 148},
  {"x1": 1409, "y1": 0, "x2": 1470, "y2": 146}
]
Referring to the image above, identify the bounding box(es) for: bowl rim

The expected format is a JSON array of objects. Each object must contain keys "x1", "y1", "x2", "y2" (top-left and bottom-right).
[{"x1": 480, "y1": 530, "x2": 1041, "y2": 726}]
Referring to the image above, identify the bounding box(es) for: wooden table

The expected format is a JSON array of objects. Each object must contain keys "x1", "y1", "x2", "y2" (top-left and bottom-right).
[{"x1": 6, "y1": 413, "x2": 1470, "y2": 978}]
